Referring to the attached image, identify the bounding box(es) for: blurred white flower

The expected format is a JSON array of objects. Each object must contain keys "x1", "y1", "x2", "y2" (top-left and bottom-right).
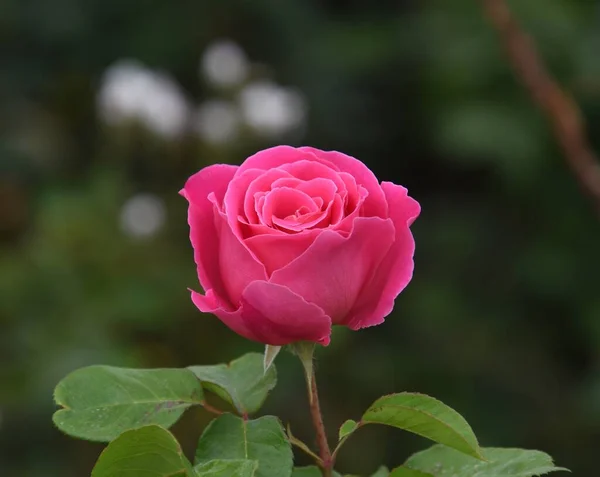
[
  {"x1": 98, "y1": 59, "x2": 189, "y2": 139},
  {"x1": 239, "y1": 80, "x2": 306, "y2": 137},
  {"x1": 195, "y1": 100, "x2": 240, "y2": 145},
  {"x1": 120, "y1": 194, "x2": 166, "y2": 239},
  {"x1": 201, "y1": 40, "x2": 248, "y2": 88}
]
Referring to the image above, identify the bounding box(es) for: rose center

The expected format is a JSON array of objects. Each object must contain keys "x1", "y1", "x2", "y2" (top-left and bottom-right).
[
  {"x1": 285, "y1": 205, "x2": 312, "y2": 221},
  {"x1": 270, "y1": 191, "x2": 319, "y2": 220},
  {"x1": 257, "y1": 186, "x2": 330, "y2": 233}
]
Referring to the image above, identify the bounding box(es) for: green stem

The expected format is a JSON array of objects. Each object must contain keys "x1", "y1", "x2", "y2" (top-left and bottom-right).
[
  {"x1": 307, "y1": 365, "x2": 333, "y2": 477},
  {"x1": 201, "y1": 401, "x2": 223, "y2": 415},
  {"x1": 292, "y1": 342, "x2": 333, "y2": 476}
]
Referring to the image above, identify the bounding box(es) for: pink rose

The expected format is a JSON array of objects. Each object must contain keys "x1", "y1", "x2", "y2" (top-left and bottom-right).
[{"x1": 181, "y1": 146, "x2": 420, "y2": 346}]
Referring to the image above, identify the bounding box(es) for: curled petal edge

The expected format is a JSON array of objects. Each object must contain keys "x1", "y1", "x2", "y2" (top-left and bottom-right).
[{"x1": 190, "y1": 281, "x2": 332, "y2": 346}]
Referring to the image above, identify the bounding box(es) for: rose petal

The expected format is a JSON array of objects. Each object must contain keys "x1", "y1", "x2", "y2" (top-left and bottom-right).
[
  {"x1": 268, "y1": 177, "x2": 341, "y2": 231},
  {"x1": 279, "y1": 160, "x2": 347, "y2": 195},
  {"x1": 298, "y1": 147, "x2": 388, "y2": 218},
  {"x1": 269, "y1": 177, "x2": 333, "y2": 212},
  {"x1": 241, "y1": 281, "x2": 332, "y2": 345},
  {"x1": 191, "y1": 289, "x2": 259, "y2": 342},
  {"x1": 327, "y1": 194, "x2": 344, "y2": 226},
  {"x1": 238, "y1": 215, "x2": 287, "y2": 238},
  {"x1": 223, "y1": 167, "x2": 292, "y2": 228},
  {"x1": 191, "y1": 283, "x2": 332, "y2": 346},
  {"x1": 271, "y1": 216, "x2": 396, "y2": 323},
  {"x1": 244, "y1": 168, "x2": 293, "y2": 223},
  {"x1": 272, "y1": 212, "x2": 327, "y2": 232},
  {"x1": 260, "y1": 187, "x2": 319, "y2": 227},
  {"x1": 215, "y1": 207, "x2": 267, "y2": 304},
  {"x1": 327, "y1": 185, "x2": 368, "y2": 233},
  {"x1": 270, "y1": 177, "x2": 303, "y2": 189},
  {"x1": 244, "y1": 229, "x2": 321, "y2": 274},
  {"x1": 338, "y1": 171, "x2": 360, "y2": 214},
  {"x1": 237, "y1": 145, "x2": 340, "y2": 175},
  {"x1": 180, "y1": 164, "x2": 238, "y2": 308},
  {"x1": 222, "y1": 168, "x2": 262, "y2": 225},
  {"x1": 345, "y1": 182, "x2": 420, "y2": 330}
]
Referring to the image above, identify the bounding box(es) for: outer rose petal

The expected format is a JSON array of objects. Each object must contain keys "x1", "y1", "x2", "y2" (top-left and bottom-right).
[
  {"x1": 191, "y1": 289, "x2": 258, "y2": 342},
  {"x1": 237, "y1": 145, "x2": 340, "y2": 175},
  {"x1": 191, "y1": 283, "x2": 332, "y2": 346},
  {"x1": 214, "y1": 206, "x2": 267, "y2": 304},
  {"x1": 298, "y1": 147, "x2": 388, "y2": 218},
  {"x1": 345, "y1": 181, "x2": 420, "y2": 330},
  {"x1": 241, "y1": 281, "x2": 331, "y2": 345},
  {"x1": 180, "y1": 164, "x2": 238, "y2": 307},
  {"x1": 271, "y1": 216, "x2": 396, "y2": 323}
]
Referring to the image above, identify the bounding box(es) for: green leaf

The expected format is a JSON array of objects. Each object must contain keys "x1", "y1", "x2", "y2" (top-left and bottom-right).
[
  {"x1": 338, "y1": 419, "x2": 358, "y2": 441},
  {"x1": 189, "y1": 353, "x2": 277, "y2": 415},
  {"x1": 194, "y1": 413, "x2": 293, "y2": 477},
  {"x1": 53, "y1": 366, "x2": 204, "y2": 441},
  {"x1": 393, "y1": 445, "x2": 569, "y2": 477},
  {"x1": 91, "y1": 425, "x2": 194, "y2": 477},
  {"x1": 371, "y1": 466, "x2": 391, "y2": 477},
  {"x1": 290, "y1": 467, "x2": 342, "y2": 477},
  {"x1": 362, "y1": 393, "x2": 482, "y2": 459},
  {"x1": 389, "y1": 468, "x2": 433, "y2": 477},
  {"x1": 194, "y1": 459, "x2": 258, "y2": 476}
]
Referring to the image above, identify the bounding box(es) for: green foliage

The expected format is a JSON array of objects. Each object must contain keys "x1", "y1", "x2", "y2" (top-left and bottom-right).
[
  {"x1": 50, "y1": 354, "x2": 567, "y2": 477},
  {"x1": 388, "y1": 469, "x2": 432, "y2": 477},
  {"x1": 194, "y1": 459, "x2": 259, "y2": 477},
  {"x1": 392, "y1": 445, "x2": 569, "y2": 477},
  {"x1": 362, "y1": 393, "x2": 482, "y2": 459},
  {"x1": 290, "y1": 467, "x2": 342, "y2": 477},
  {"x1": 338, "y1": 419, "x2": 358, "y2": 441},
  {"x1": 53, "y1": 366, "x2": 203, "y2": 441},
  {"x1": 370, "y1": 466, "x2": 390, "y2": 477},
  {"x1": 91, "y1": 425, "x2": 194, "y2": 477},
  {"x1": 194, "y1": 414, "x2": 293, "y2": 477},
  {"x1": 189, "y1": 353, "x2": 277, "y2": 415}
]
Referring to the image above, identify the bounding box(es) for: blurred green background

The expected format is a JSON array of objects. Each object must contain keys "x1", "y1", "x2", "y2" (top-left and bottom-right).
[{"x1": 1, "y1": 0, "x2": 599, "y2": 475}]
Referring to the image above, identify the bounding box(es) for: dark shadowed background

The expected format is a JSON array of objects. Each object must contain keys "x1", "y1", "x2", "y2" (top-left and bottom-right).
[{"x1": 1, "y1": 0, "x2": 599, "y2": 475}]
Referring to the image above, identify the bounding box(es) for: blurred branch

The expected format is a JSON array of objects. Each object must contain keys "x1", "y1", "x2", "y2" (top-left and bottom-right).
[{"x1": 480, "y1": 0, "x2": 600, "y2": 213}]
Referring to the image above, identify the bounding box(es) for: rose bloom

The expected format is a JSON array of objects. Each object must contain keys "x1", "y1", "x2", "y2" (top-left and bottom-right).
[{"x1": 181, "y1": 146, "x2": 419, "y2": 346}]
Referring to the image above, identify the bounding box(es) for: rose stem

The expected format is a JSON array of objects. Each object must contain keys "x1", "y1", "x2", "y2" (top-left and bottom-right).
[
  {"x1": 201, "y1": 401, "x2": 223, "y2": 415},
  {"x1": 307, "y1": 370, "x2": 333, "y2": 477}
]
